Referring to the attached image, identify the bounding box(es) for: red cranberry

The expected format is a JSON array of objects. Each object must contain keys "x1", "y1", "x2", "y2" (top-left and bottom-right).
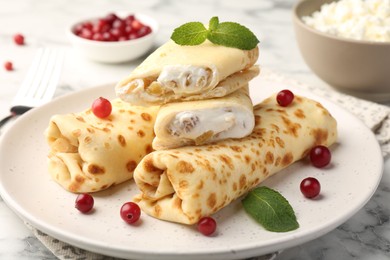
[
  {"x1": 75, "y1": 194, "x2": 94, "y2": 213},
  {"x1": 131, "y1": 20, "x2": 143, "y2": 31},
  {"x1": 13, "y1": 34, "x2": 25, "y2": 45},
  {"x1": 120, "y1": 202, "x2": 141, "y2": 224},
  {"x1": 105, "y1": 13, "x2": 118, "y2": 25},
  {"x1": 197, "y1": 217, "x2": 217, "y2": 236},
  {"x1": 92, "y1": 97, "x2": 112, "y2": 118},
  {"x1": 4, "y1": 61, "x2": 13, "y2": 71},
  {"x1": 276, "y1": 89, "x2": 294, "y2": 107},
  {"x1": 300, "y1": 177, "x2": 321, "y2": 198},
  {"x1": 310, "y1": 145, "x2": 331, "y2": 168}
]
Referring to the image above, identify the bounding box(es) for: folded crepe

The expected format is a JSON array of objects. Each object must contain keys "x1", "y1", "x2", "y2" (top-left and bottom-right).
[
  {"x1": 152, "y1": 86, "x2": 254, "y2": 150},
  {"x1": 115, "y1": 40, "x2": 259, "y2": 106},
  {"x1": 133, "y1": 94, "x2": 338, "y2": 225},
  {"x1": 45, "y1": 99, "x2": 159, "y2": 193}
]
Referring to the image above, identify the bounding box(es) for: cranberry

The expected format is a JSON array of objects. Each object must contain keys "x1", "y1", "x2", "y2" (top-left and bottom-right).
[
  {"x1": 310, "y1": 145, "x2": 331, "y2": 168},
  {"x1": 75, "y1": 193, "x2": 94, "y2": 213},
  {"x1": 120, "y1": 202, "x2": 141, "y2": 224},
  {"x1": 13, "y1": 34, "x2": 25, "y2": 45},
  {"x1": 105, "y1": 13, "x2": 118, "y2": 25},
  {"x1": 300, "y1": 177, "x2": 321, "y2": 198},
  {"x1": 92, "y1": 33, "x2": 104, "y2": 41},
  {"x1": 137, "y1": 26, "x2": 152, "y2": 37},
  {"x1": 4, "y1": 61, "x2": 13, "y2": 71},
  {"x1": 79, "y1": 28, "x2": 93, "y2": 40},
  {"x1": 197, "y1": 217, "x2": 217, "y2": 236},
  {"x1": 92, "y1": 97, "x2": 112, "y2": 118},
  {"x1": 125, "y1": 15, "x2": 135, "y2": 25},
  {"x1": 276, "y1": 89, "x2": 294, "y2": 107},
  {"x1": 131, "y1": 20, "x2": 143, "y2": 31}
]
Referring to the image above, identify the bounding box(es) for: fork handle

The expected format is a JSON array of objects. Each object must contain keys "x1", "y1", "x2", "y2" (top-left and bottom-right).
[{"x1": 10, "y1": 106, "x2": 32, "y2": 115}]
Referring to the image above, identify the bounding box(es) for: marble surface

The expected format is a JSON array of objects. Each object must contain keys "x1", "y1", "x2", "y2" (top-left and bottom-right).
[{"x1": 0, "y1": 0, "x2": 389, "y2": 259}]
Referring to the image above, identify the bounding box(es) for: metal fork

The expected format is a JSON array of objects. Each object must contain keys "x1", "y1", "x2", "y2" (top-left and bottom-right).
[{"x1": 0, "y1": 48, "x2": 65, "y2": 129}]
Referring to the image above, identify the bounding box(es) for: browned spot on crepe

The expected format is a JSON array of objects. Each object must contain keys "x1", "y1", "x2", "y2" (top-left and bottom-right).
[
  {"x1": 275, "y1": 156, "x2": 281, "y2": 167},
  {"x1": 230, "y1": 145, "x2": 242, "y2": 152},
  {"x1": 244, "y1": 155, "x2": 251, "y2": 164},
  {"x1": 103, "y1": 127, "x2": 111, "y2": 133},
  {"x1": 275, "y1": 137, "x2": 285, "y2": 148},
  {"x1": 173, "y1": 196, "x2": 182, "y2": 209},
  {"x1": 87, "y1": 128, "x2": 95, "y2": 134},
  {"x1": 145, "y1": 144, "x2": 153, "y2": 154},
  {"x1": 311, "y1": 128, "x2": 329, "y2": 145},
  {"x1": 219, "y1": 154, "x2": 234, "y2": 170},
  {"x1": 281, "y1": 152, "x2": 293, "y2": 167},
  {"x1": 196, "y1": 180, "x2": 203, "y2": 190},
  {"x1": 84, "y1": 136, "x2": 92, "y2": 144},
  {"x1": 207, "y1": 193, "x2": 217, "y2": 209},
  {"x1": 179, "y1": 180, "x2": 188, "y2": 189},
  {"x1": 118, "y1": 134, "x2": 126, "y2": 147},
  {"x1": 233, "y1": 182, "x2": 238, "y2": 191},
  {"x1": 137, "y1": 130, "x2": 145, "y2": 137},
  {"x1": 176, "y1": 161, "x2": 195, "y2": 173},
  {"x1": 76, "y1": 116, "x2": 85, "y2": 122},
  {"x1": 282, "y1": 116, "x2": 301, "y2": 137},
  {"x1": 154, "y1": 205, "x2": 162, "y2": 217},
  {"x1": 294, "y1": 108, "x2": 305, "y2": 119},
  {"x1": 144, "y1": 157, "x2": 160, "y2": 172},
  {"x1": 126, "y1": 160, "x2": 137, "y2": 172},
  {"x1": 87, "y1": 164, "x2": 105, "y2": 174},
  {"x1": 141, "y1": 112, "x2": 152, "y2": 121},
  {"x1": 72, "y1": 129, "x2": 81, "y2": 137},
  {"x1": 75, "y1": 175, "x2": 85, "y2": 184},
  {"x1": 239, "y1": 174, "x2": 247, "y2": 189},
  {"x1": 265, "y1": 151, "x2": 274, "y2": 164}
]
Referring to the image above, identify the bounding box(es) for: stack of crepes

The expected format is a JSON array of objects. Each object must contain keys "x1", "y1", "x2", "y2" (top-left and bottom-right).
[{"x1": 115, "y1": 40, "x2": 338, "y2": 225}]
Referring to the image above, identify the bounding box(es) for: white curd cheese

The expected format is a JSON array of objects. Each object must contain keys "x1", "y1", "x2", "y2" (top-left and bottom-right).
[{"x1": 302, "y1": 0, "x2": 390, "y2": 42}]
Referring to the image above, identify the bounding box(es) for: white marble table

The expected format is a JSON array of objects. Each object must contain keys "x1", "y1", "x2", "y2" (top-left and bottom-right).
[{"x1": 0, "y1": 0, "x2": 389, "y2": 259}]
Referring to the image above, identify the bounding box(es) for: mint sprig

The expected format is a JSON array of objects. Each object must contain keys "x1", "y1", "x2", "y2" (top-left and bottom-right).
[
  {"x1": 242, "y1": 186, "x2": 299, "y2": 232},
  {"x1": 171, "y1": 16, "x2": 259, "y2": 50}
]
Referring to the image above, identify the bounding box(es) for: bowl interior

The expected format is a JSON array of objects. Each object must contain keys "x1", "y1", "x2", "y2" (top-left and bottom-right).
[{"x1": 294, "y1": 0, "x2": 335, "y2": 18}]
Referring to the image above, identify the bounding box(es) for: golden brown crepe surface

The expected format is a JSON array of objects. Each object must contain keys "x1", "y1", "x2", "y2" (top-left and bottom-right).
[
  {"x1": 45, "y1": 99, "x2": 159, "y2": 193},
  {"x1": 133, "y1": 94, "x2": 338, "y2": 224}
]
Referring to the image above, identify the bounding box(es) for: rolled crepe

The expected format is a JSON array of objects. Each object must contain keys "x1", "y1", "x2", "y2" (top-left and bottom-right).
[
  {"x1": 45, "y1": 99, "x2": 159, "y2": 193},
  {"x1": 152, "y1": 86, "x2": 254, "y2": 150},
  {"x1": 115, "y1": 40, "x2": 259, "y2": 106},
  {"x1": 133, "y1": 94, "x2": 337, "y2": 224}
]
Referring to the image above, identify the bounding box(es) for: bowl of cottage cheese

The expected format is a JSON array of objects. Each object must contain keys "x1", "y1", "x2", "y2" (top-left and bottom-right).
[{"x1": 293, "y1": 0, "x2": 390, "y2": 102}]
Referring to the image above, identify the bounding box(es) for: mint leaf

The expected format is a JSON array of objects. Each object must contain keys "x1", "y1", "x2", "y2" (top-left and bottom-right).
[
  {"x1": 242, "y1": 186, "x2": 299, "y2": 232},
  {"x1": 209, "y1": 16, "x2": 219, "y2": 31},
  {"x1": 171, "y1": 22, "x2": 208, "y2": 46},
  {"x1": 170, "y1": 17, "x2": 259, "y2": 50},
  {"x1": 207, "y1": 21, "x2": 259, "y2": 50}
]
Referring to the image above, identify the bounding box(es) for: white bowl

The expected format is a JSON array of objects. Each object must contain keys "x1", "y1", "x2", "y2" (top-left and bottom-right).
[{"x1": 67, "y1": 13, "x2": 159, "y2": 63}]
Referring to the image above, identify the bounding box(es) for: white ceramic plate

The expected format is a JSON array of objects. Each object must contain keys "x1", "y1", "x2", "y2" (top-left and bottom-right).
[{"x1": 0, "y1": 77, "x2": 383, "y2": 260}]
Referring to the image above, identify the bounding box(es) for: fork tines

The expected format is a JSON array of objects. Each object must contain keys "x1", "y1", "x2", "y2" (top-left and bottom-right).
[{"x1": 11, "y1": 48, "x2": 66, "y2": 108}]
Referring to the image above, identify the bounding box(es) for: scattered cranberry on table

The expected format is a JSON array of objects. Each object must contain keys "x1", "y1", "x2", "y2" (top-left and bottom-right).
[
  {"x1": 120, "y1": 202, "x2": 141, "y2": 224},
  {"x1": 276, "y1": 89, "x2": 294, "y2": 107},
  {"x1": 74, "y1": 13, "x2": 152, "y2": 42},
  {"x1": 92, "y1": 97, "x2": 112, "y2": 118},
  {"x1": 4, "y1": 61, "x2": 13, "y2": 71},
  {"x1": 75, "y1": 193, "x2": 94, "y2": 213},
  {"x1": 300, "y1": 177, "x2": 321, "y2": 199},
  {"x1": 310, "y1": 145, "x2": 331, "y2": 168},
  {"x1": 197, "y1": 216, "x2": 217, "y2": 236},
  {"x1": 13, "y1": 33, "x2": 25, "y2": 45}
]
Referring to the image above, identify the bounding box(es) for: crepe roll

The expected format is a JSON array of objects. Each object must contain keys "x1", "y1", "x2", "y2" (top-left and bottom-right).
[
  {"x1": 152, "y1": 86, "x2": 254, "y2": 150},
  {"x1": 115, "y1": 40, "x2": 259, "y2": 106},
  {"x1": 133, "y1": 94, "x2": 337, "y2": 225},
  {"x1": 45, "y1": 99, "x2": 159, "y2": 193}
]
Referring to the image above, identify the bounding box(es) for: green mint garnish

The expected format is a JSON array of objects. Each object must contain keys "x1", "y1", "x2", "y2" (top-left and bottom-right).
[
  {"x1": 242, "y1": 186, "x2": 299, "y2": 232},
  {"x1": 171, "y1": 16, "x2": 259, "y2": 50}
]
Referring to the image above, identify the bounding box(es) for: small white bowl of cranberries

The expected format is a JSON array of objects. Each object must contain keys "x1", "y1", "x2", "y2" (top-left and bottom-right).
[{"x1": 67, "y1": 12, "x2": 158, "y2": 63}]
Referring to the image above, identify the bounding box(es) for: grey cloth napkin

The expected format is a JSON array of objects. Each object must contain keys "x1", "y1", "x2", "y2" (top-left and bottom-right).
[{"x1": 25, "y1": 69, "x2": 390, "y2": 259}]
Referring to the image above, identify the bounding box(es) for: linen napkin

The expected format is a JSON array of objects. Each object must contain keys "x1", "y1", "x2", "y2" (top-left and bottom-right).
[{"x1": 25, "y1": 69, "x2": 390, "y2": 260}]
